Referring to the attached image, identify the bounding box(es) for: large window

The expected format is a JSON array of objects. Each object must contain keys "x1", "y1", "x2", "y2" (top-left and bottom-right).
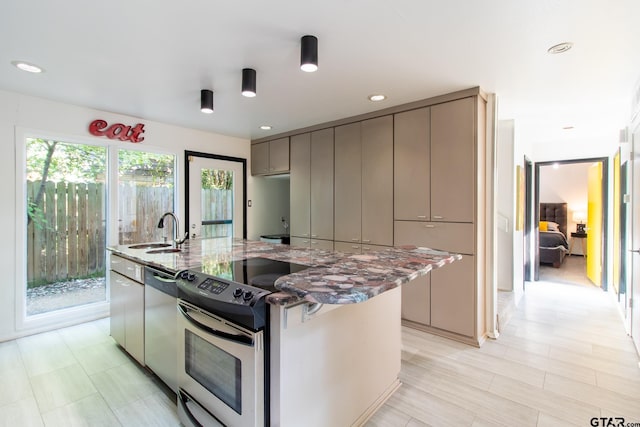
[{"x1": 117, "y1": 149, "x2": 175, "y2": 244}]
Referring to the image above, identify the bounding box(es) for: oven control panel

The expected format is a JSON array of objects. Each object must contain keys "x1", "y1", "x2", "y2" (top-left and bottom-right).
[{"x1": 176, "y1": 270, "x2": 268, "y2": 306}]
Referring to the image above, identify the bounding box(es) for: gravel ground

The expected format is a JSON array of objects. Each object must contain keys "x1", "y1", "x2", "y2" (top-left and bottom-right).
[{"x1": 27, "y1": 277, "x2": 107, "y2": 315}]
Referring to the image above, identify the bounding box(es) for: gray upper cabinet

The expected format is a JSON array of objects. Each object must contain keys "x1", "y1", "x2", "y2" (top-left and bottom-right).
[
  {"x1": 334, "y1": 116, "x2": 393, "y2": 246},
  {"x1": 394, "y1": 108, "x2": 430, "y2": 221},
  {"x1": 251, "y1": 142, "x2": 269, "y2": 175},
  {"x1": 431, "y1": 98, "x2": 475, "y2": 222},
  {"x1": 334, "y1": 122, "x2": 362, "y2": 243},
  {"x1": 290, "y1": 133, "x2": 311, "y2": 238},
  {"x1": 361, "y1": 116, "x2": 393, "y2": 246},
  {"x1": 310, "y1": 128, "x2": 334, "y2": 240},
  {"x1": 251, "y1": 137, "x2": 290, "y2": 176}
]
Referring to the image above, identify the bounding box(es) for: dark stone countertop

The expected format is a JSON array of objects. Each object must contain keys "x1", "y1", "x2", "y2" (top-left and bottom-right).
[{"x1": 107, "y1": 237, "x2": 461, "y2": 305}]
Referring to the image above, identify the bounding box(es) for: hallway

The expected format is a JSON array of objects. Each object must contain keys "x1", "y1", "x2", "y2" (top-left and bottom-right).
[{"x1": 368, "y1": 281, "x2": 640, "y2": 426}]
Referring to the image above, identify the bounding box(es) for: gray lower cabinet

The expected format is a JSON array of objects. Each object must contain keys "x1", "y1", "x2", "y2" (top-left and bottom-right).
[
  {"x1": 109, "y1": 255, "x2": 144, "y2": 365},
  {"x1": 251, "y1": 137, "x2": 290, "y2": 175},
  {"x1": 401, "y1": 275, "x2": 430, "y2": 325},
  {"x1": 430, "y1": 255, "x2": 475, "y2": 337},
  {"x1": 290, "y1": 237, "x2": 334, "y2": 250}
]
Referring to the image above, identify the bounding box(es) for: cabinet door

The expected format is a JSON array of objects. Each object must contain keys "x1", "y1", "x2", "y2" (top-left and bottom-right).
[
  {"x1": 251, "y1": 142, "x2": 269, "y2": 175},
  {"x1": 362, "y1": 115, "x2": 393, "y2": 246},
  {"x1": 334, "y1": 241, "x2": 361, "y2": 253},
  {"x1": 125, "y1": 280, "x2": 145, "y2": 365},
  {"x1": 269, "y1": 137, "x2": 290, "y2": 173},
  {"x1": 431, "y1": 98, "x2": 475, "y2": 222},
  {"x1": 290, "y1": 237, "x2": 311, "y2": 248},
  {"x1": 401, "y1": 275, "x2": 430, "y2": 325},
  {"x1": 310, "y1": 239, "x2": 334, "y2": 251},
  {"x1": 430, "y1": 255, "x2": 475, "y2": 337},
  {"x1": 334, "y1": 122, "x2": 361, "y2": 243},
  {"x1": 310, "y1": 128, "x2": 334, "y2": 240},
  {"x1": 394, "y1": 220, "x2": 475, "y2": 255},
  {"x1": 290, "y1": 133, "x2": 311, "y2": 238},
  {"x1": 394, "y1": 108, "x2": 430, "y2": 221},
  {"x1": 109, "y1": 270, "x2": 126, "y2": 348}
]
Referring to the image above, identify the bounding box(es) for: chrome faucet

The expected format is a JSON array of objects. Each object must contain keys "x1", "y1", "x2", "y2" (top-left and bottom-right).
[{"x1": 157, "y1": 212, "x2": 188, "y2": 248}]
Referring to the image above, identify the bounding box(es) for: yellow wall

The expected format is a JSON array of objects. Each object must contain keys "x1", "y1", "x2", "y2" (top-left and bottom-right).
[{"x1": 587, "y1": 162, "x2": 603, "y2": 286}]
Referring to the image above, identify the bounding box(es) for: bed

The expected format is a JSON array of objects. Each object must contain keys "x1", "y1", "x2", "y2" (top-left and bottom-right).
[{"x1": 539, "y1": 202, "x2": 569, "y2": 268}]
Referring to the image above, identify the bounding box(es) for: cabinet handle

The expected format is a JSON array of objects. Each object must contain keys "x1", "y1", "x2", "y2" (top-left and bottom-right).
[
  {"x1": 362, "y1": 239, "x2": 371, "y2": 243},
  {"x1": 311, "y1": 234, "x2": 318, "y2": 238},
  {"x1": 351, "y1": 238, "x2": 360, "y2": 242},
  {"x1": 417, "y1": 215, "x2": 427, "y2": 219},
  {"x1": 351, "y1": 245, "x2": 360, "y2": 249},
  {"x1": 425, "y1": 225, "x2": 436, "y2": 228},
  {"x1": 433, "y1": 215, "x2": 444, "y2": 219}
]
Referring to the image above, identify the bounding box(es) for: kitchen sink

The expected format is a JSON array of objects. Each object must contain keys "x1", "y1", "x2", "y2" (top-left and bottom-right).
[
  {"x1": 129, "y1": 243, "x2": 172, "y2": 250},
  {"x1": 146, "y1": 248, "x2": 182, "y2": 254}
]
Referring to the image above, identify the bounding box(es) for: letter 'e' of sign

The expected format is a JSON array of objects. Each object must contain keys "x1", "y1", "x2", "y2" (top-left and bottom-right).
[{"x1": 89, "y1": 119, "x2": 145, "y2": 143}]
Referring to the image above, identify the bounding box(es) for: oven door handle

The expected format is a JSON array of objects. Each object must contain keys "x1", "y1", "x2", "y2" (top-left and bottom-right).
[{"x1": 178, "y1": 303, "x2": 254, "y2": 346}]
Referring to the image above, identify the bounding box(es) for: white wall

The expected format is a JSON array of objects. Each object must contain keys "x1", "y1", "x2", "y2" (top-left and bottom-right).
[
  {"x1": 539, "y1": 162, "x2": 590, "y2": 255},
  {"x1": 0, "y1": 89, "x2": 257, "y2": 341},
  {"x1": 496, "y1": 120, "x2": 514, "y2": 291}
]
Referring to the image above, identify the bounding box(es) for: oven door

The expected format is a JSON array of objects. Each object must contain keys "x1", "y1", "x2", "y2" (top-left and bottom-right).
[{"x1": 177, "y1": 300, "x2": 264, "y2": 427}]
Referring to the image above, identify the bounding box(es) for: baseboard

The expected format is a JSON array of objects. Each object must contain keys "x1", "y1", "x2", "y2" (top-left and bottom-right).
[
  {"x1": 351, "y1": 379, "x2": 402, "y2": 426},
  {"x1": 401, "y1": 319, "x2": 481, "y2": 347}
]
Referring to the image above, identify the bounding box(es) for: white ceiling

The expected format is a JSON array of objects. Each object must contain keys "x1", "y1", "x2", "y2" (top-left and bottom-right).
[{"x1": 1, "y1": 0, "x2": 639, "y2": 155}]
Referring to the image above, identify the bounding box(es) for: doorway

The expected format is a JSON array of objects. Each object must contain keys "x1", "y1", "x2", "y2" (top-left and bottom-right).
[
  {"x1": 533, "y1": 158, "x2": 609, "y2": 289},
  {"x1": 185, "y1": 151, "x2": 247, "y2": 240}
]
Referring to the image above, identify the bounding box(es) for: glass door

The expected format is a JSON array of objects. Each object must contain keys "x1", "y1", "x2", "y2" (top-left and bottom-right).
[
  {"x1": 25, "y1": 138, "x2": 107, "y2": 316},
  {"x1": 187, "y1": 154, "x2": 245, "y2": 240}
]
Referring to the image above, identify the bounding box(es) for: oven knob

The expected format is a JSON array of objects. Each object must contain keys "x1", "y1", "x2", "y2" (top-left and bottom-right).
[
  {"x1": 233, "y1": 288, "x2": 243, "y2": 298},
  {"x1": 187, "y1": 273, "x2": 196, "y2": 282},
  {"x1": 179, "y1": 271, "x2": 189, "y2": 280},
  {"x1": 242, "y1": 291, "x2": 254, "y2": 301}
]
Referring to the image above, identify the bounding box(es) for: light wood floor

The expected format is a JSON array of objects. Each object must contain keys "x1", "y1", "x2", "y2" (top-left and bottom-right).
[{"x1": 1, "y1": 280, "x2": 638, "y2": 426}]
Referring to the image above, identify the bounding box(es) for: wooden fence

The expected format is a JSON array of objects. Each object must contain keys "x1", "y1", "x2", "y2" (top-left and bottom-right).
[
  {"x1": 27, "y1": 180, "x2": 106, "y2": 286},
  {"x1": 27, "y1": 180, "x2": 231, "y2": 285}
]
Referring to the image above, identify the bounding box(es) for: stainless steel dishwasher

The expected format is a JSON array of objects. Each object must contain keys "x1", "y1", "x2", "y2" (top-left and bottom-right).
[{"x1": 144, "y1": 266, "x2": 178, "y2": 392}]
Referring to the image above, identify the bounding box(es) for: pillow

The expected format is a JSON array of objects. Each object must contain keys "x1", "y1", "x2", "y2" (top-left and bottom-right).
[
  {"x1": 547, "y1": 222, "x2": 560, "y2": 232},
  {"x1": 539, "y1": 221, "x2": 548, "y2": 231}
]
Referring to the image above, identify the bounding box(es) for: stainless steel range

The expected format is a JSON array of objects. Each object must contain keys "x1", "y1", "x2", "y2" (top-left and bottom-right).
[{"x1": 175, "y1": 257, "x2": 308, "y2": 427}]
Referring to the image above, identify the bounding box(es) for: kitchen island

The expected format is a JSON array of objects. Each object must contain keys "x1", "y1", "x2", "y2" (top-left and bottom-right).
[{"x1": 108, "y1": 237, "x2": 460, "y2": 426}]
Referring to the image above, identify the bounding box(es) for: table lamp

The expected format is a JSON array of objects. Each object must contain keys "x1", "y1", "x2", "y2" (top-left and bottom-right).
[{"x1": 573, "y1": 211, "x2": 587, "y2": 233}]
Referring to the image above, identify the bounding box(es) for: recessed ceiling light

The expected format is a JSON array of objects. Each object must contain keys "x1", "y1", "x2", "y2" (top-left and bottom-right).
[
  {"x1": 368, "y1": 94, "x2": 386, "y2": 102},
  {"x1": 562, "y1": 126, "x2": 575, "y2": 130},
  {"x1": 553, "y1": 163, "x2": 559, "y2": 169},
  {"x1": 11, "y1": 60, "x2": 44, "y2": 73},
  {"x1": 547, "y1": 42, "x2": 573, "y2": 54},
  {"x1": 260, "y1": 125, "x2": 272, "y2": 130}
]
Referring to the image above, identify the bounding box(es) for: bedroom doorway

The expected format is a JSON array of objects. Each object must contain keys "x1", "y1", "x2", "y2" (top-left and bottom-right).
[{"x1": 533, "y1": 158, "x2": 609, "y2": 289}]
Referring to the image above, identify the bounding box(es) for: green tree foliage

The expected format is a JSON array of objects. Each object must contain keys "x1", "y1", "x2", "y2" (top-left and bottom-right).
[{"x1": 201, "y1": 169, "x2": 233, "y2": 190}]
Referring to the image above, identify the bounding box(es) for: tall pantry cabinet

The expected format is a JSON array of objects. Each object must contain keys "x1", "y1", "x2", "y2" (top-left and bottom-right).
[
  {"x1": 394, "y1": 95, "x2": 486, "y2": 346},
  {"x1": 289, "y1": 129, "x2": 335, "y2": 250}
]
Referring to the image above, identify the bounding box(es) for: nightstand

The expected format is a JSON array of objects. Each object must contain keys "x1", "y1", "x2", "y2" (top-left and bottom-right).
[{"x1": 569, "y1": 232, "x2": 587, "y2": 257}]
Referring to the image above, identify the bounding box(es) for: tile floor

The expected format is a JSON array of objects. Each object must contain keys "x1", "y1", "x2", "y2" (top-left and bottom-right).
[{"x1": 1, "y1": 279, "x2": 639, "y2": 427}]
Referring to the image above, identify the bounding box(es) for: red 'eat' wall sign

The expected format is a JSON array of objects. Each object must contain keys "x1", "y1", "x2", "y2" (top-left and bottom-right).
[{"x1": 89, "y1": 119, "x2": 145, "y2": 143}]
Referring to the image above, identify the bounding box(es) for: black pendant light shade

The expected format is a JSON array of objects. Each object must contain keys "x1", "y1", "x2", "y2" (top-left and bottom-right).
[
  {"x1": 241, "y1": 68, "x2": 257, "y2": 97},
  {"x1": 201, "y1": 89, "x2": 214, "y2": 113},
  {"x1": 300, "y1": 35, "x2": 318, "y2": 72}
]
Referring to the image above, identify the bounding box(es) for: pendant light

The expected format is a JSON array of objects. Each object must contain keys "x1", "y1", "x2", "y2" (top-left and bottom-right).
[
  {"x1": 241, "y1": 68, "x2": 257, "y2": 97},
  {"x1": 201, "y1": 89, "x2": 214, "y2": 114},
  {"x1": 300, "y1": 35, "x2": 318, "y2": 72}
]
